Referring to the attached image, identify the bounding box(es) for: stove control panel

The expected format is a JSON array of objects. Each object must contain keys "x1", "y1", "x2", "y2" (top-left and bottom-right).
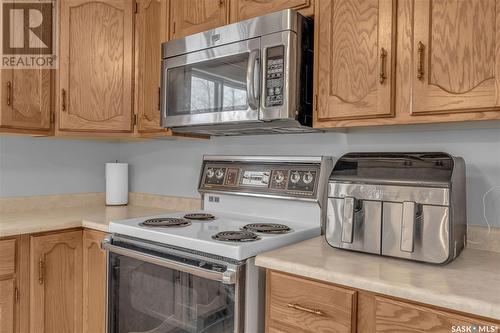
[{"x1": 200, "y1": 161, "x2": 321, "y2": 198}]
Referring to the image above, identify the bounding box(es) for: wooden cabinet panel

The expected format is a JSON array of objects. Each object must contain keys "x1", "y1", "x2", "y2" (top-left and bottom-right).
[
  {"x1": 135, "y1": 0, "x2": 170, "y2": 133},
  {"x1": 358, "y1": 293, "x2": 499, "y2": 333},
  {"x1": 0, "y1": 69, "x2": 52, "y2": 131},
  {"x1": 413, "y1": 0, "x2": 500, "y2": 115},
  {"x1": 0, "y1": 279, "x2": 14, "y2": 333},
  {"x1": 315, "y1": 0, "x2": 396, "y2": 122},
  {"x1": 230, "y1": 0, "x2": 312, "y2": 22},
  {"x1": 0, "y1": 239, "x2": 16, "y2": 276},
  {"x1": 59, "y1": 0, "x2": 133, "y2": 132},
  {"x1": 30, "y1": 230, "x2": 83, "y2": 333},
  {"x1": 266, "y1": 270, "x2": 356, "y2": 333},
  {"x1": 82, "y1": 230, "x2": 107, "y2": 333},
  {"x1": 170, "y1": 0, "x2": 228, "y2": 39}
]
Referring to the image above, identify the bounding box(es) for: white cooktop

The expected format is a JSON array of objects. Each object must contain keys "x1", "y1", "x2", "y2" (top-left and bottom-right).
[{"x1": 109, "y1": 210, "x2": 320, "y2": 260}]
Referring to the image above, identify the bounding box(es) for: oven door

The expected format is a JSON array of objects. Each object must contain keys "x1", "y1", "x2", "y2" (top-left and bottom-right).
[
  {"x1": 103, "y1": 236, "x2": 245, "y2": 333},
  {"x1": 161, "y1": 38, "x2": 261, "y2": 128}
]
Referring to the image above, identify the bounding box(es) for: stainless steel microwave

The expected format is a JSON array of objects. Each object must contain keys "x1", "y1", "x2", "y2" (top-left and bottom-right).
[{"x1": 160, "y1": 10, "x2": 315, "y2": 136}]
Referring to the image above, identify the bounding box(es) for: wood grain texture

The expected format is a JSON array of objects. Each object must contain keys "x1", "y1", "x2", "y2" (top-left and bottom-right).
[
  {"x1": 135, "y1": 0, "x2": 171, "y2": 134},
  {"x1": 170, "y1": 0, "x2": 228, "y2": 39},
  {"x1": 30, "y1": 230, "x2": 82, "y2": 333},
  {"x1": 82, "y1": 230, "x2": 107, "y2": 333},
  {"x1": 413, "y1": 0, "x2": 500, "y2": 114},
  {"x1": 358, "y1": 293, "x2": 500, "y2": 333},
  {"x1": 230, "y1": 0, "x2": 312, "y2": 22},
  {"x1": 58, "y1": 0, "x2": 133, "y2": 132},
  {"x1": 16, "y1": 235, "x2": 29, "y2": 333},
  {"x1": 0, "y1": 279, "x2": 14, "y2": 333},
  {"x1": 266, "y1": 270, "x2": 356, "y2": 333},
  {"x1": 315, "y1": 0, "x2": 395, "y2": 121},
  {"x1": 0, "y1": 239, "x2": 16, "y2": 277}
]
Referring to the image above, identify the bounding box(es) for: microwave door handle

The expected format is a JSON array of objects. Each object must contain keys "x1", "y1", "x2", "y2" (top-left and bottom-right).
[{"x1": 246, "y1": 49, "x2": 260, "y2": 110}]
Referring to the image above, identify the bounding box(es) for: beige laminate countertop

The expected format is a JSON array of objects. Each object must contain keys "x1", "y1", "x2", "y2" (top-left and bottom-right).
[
  {"x1": 0, "y1": 205, "x2": 177, "y2": 237},
  {"x1": 255, "y1": 236, "x2": 500, "y2": 320}
]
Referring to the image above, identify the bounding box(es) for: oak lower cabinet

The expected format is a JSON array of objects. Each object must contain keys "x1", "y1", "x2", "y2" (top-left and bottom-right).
[
  {"x1": 0, "y1": 239, "x2": 17, "y2": 333},
  {"x1": 314, "y1": 0, "x2": 396, "y2": 123},
  {"x1": 229, "y1": 0, "x2": 313, "y2": 22},
  {"x1": 82, "y1": 230, "x2": 107, "y2": 333},
  {"x1": 58, "y1": 0, "x2": 134, "y2": 134},
  {"x1": 30, "y1": 230, "x2": 83, "y2": 333},
  {"x1": 169, "y1": 0, "x2": 228, "y2": 40},
  {"x1": 266, "y1": 270, "x2": 500, "y2": 333}
]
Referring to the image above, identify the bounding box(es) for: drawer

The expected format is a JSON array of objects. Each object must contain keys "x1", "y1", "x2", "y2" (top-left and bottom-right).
[
  {"x1": 0, "y1": 239, "x2": 16, "y2": 276},
  {"x1": 266, "y1": 270, "x2": 356, "y2": 333}
]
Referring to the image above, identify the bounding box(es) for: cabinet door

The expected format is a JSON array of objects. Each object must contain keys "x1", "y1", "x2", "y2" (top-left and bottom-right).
[
  {"x1": 82, "y1": 230, "x2": 107, "y2": 333},
  {"x1": 0, "y1": 279, "x2": 14, "y2": 333},
  {"x1": 1, "y1": 69, "x2": 52, "y2": 131},
  {"x1": 135, "y1": 0, "x2": 169, "y2": 132},
  {"x1": 412, "y1": 0, "x2": 500, "y2": 115},
  {"x1": 231, "y1": 0, "x2": 312, "y2": 22},
  {"x1": 358, "y1": 293, "x2": 499, "y2": 333},
  {"x1": 30, "y1": 230, "x2": 83, "y2": 333},
  {"x1": 315, "y1": 0, "x2": 396, "y2": 122},
  {"x1": 170, "y1": 0, "x2": 228, "y2": 39},
  {"x1": 59, "y1": 0, "x2": 133, "y2": 132}
]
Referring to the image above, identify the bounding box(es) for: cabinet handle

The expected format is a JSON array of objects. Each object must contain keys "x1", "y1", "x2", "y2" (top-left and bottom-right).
[
  {"x1": 287, "y1": 303, "x2": 325, "y2": 316},
  {"x1": 6, "y1": 81, "x2": 12, "y2": 106},
  {"x1": 417, "y1": 41, "x2": 425, "y2": 80},
  {"x1": 38, "y1": 258, "x2": 44, "y2": 285},
  {"x1": 379, "y1": 48, "x2": 387, "y2": 84},
  {"x1": 219, "y1": 0, "x2": 224, "y2": 6},
  {"x1": 61, "y1": 89, "x2": 67, "y2": 111}
]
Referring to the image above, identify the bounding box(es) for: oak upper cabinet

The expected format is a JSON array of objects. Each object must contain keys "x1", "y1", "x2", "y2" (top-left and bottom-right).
[
  {"x1": 135, "y1": 0, "x2": 170, "y2": 133},
  {"x1": 58, "y1": 0, "x2": 134, "y2": 133},
  {"x1": 82, "y1": 230, "x2": 107, "y2": 333},
  {"x1": 30, "y1": 230, "x2": 83, "y2": 333},
  {"x1": 412, "y1": 0, "x2": 500, "y2": 115},
  {"x1": 169, "y1": 0, "x2": 228, "y2": 39},
  {"x1": 229, "y1": 0, "x2": 313, "y2": 22},
  {"x1": 314, "y1": 0, "x2": 396, "y2": 124}
]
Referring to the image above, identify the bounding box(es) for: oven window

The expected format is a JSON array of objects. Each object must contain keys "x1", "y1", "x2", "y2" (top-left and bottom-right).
[
  {"x1": 167, "y1": 53, "x2": 250, "y2": 116},
  {"x1": 108, "y1": 252, "x2": 236, "y2": 333}
]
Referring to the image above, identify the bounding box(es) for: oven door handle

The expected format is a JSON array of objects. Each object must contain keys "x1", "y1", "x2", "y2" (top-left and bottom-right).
[
  {"x1": 246, "y1": 49, "x2": 260, "y2": 110},
  {"x1": 102, "y1": 238, "x2": 237, "y2": 284}
]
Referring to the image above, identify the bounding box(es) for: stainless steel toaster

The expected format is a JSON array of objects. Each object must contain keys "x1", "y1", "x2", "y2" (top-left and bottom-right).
[{"x1": 325, "y1": 153, "x2": 466, "y2": 264}]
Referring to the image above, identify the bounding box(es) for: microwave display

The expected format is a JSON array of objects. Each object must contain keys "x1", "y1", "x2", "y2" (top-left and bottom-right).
[{"x1": 265, "y1": 45, "x2": 284, "y2": 107}]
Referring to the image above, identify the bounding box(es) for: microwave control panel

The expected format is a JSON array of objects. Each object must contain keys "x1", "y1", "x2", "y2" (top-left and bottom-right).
[
  {"x1": 265, "y1": 46, "x2": 284, "y2": 107},
  {"x1": 200, "y1": 161, "x2": 320, "y2": 198}
]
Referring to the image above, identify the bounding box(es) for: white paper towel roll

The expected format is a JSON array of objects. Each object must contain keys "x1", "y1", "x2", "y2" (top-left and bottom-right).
[{"x1": 106, "y1": 163, "x2": 128, "y2": 205}]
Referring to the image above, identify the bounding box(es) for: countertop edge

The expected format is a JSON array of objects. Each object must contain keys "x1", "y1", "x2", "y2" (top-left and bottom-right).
[{"x1": 255, "y1": 250, "x2": 500, "y2": 321}]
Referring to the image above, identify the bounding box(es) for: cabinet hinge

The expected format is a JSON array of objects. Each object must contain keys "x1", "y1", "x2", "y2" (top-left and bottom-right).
[{"x1": 14, "y1": 287, "x2": 19, "y2": 303}]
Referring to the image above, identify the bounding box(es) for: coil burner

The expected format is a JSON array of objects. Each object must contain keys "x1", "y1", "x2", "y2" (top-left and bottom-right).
[
  {"x1": 140, "y1": 218, "x2": 191, "y2": 228},
  {"x1": 184, "y1": 213, "x2": 216, "y2": 221},
  {"x1": 212, "y1": 231, "x2": 261, "y2": 242},
  {"x1": 241, "y1": 223, "x2": 292, "y2": 234}
]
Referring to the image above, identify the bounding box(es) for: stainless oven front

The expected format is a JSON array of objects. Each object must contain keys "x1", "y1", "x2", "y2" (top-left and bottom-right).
[{"x1": 103, "y1": 235, "x2": 246, "y2": 333}]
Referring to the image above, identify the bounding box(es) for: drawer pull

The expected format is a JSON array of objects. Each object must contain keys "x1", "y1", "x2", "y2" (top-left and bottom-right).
[
  {"x1": 287, "y1": 303, "x2": 325, "y2": 316},
  {"x1": 379, "y1": 47, "x2": 387, "y2": 84}
]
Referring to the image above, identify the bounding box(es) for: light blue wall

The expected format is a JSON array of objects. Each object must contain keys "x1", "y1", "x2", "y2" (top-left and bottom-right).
[{"x1": 1, "y1": 124, "x2": 499, "y2": 226}]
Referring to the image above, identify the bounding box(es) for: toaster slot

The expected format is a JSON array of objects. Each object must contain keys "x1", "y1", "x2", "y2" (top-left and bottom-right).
[{"x1": 326, "y1": 198, "x2": 382, "y2": 254}]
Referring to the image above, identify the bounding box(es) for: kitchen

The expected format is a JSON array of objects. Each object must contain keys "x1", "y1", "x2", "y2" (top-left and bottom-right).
[{"x1": 0, "y1": 0, "x2": 499, "y2": 333}]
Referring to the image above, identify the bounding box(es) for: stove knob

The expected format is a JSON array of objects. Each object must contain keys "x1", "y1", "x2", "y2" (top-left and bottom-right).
[
  {"x1": 274, "y1": 171, "x2": 285, "y2": 184},
  {"x1": 290, "y1": 171, "x2": 301, "y2": 184},
  {"x1": 303, "y1": 172, "x2": 314, "y2": 184},
  {"x1": 215, "y1": 169, "x2": 225, "y2": 179},
  {"x1": 206, "y1": 168, "x2": 215, "y2": 178}
]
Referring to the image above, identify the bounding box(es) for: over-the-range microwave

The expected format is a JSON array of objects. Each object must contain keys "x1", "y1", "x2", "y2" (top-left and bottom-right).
[{"x1": 160, "y1": 9, "x2": 315, "y2": 136}]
